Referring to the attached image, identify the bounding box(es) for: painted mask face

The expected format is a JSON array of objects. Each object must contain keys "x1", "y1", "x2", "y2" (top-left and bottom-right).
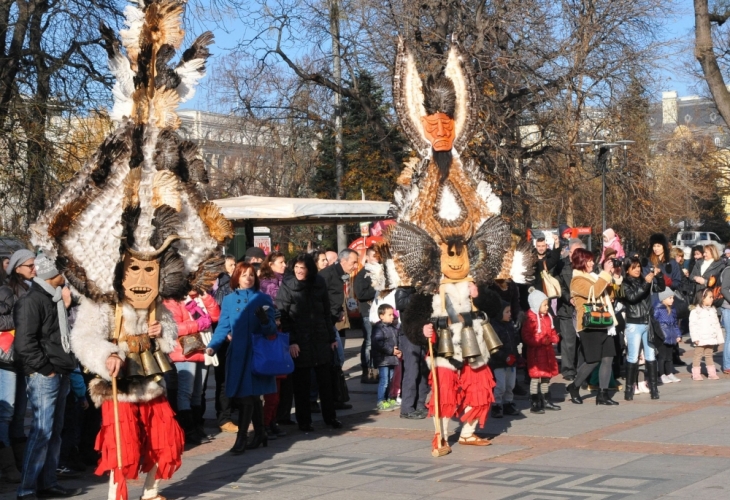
[
  {"x1": 421, "y1": 113, "x2": 455, "y2": 152},
  {"x1": 439, "y1": 241, "x2": 469, "y2": 280},
  {"x1": 122, "y1": 254, "x2": 160, "y2": 309}
]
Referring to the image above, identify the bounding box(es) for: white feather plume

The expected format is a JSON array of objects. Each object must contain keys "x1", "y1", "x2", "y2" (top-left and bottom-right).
[
  {"x1": 109, "y1": 52, "x2": 135, "y2": 122},
  {"x1": 174, "y1": 58, "x2": 206, "y2": 103},
  {"x1": 119, "y1": 5, "x2": 144, "y2": 66},
  {"x1": 476, "y1": 180, "x2": 502, "y2": 215},
  {"x1": 510, "y1": 249, "x2": 529, "y2": 284}
]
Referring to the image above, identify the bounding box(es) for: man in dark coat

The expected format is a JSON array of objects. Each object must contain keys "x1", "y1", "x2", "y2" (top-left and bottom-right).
[
  {"x1": 395, "y1": 287, "x2": 429, "y2": 419},
  {"x1": 353, "y1": 248, "x2": 378, "y2": 384},
  {"x1": 532, "y1": 233, "x2": 561, "y2": 296},
  {"x1": 15, "y1": 254, "x2": 79, "y2": 500},
  {"x1": 554, "y1": 238, "x2": 585, "y2": 380},
  {"x1": 319, "y1": 248, "x2": 359, "y2": 333}
]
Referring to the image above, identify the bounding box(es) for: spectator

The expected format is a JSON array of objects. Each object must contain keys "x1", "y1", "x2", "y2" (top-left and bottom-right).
[
  {"x1": 212, "y1": 255, "x2": 235, "y2": 296},
  {"x1": 319, "y1": 248, "x2": 359, "y2": 336},
  {"x1": 275, "y1": 254, "x2": 342, "y2": 431},
  {"x1": 15, "y1": 254, "x2": 80, "y2": 499},
  {"x1": 165, "y1": 291, "x2": 220, "y2": 446},
  {"x1": 687, "y1": 245, "x2": 704, "y2": 274},
  {"x1": 621, "y1": 257, "x2": 657, "y2": 400},
  {"x1": 689, "y1": 245, "x2": 724, "y2": 294},
  {"x1": 554, "y1": 239, "x2": 584, "y2": 380},
  {"x1": 207, "y1": 262, "x2": 277, "y2": 454},
  {"x1": 312, "y1": 250, "x2": 329, "y2": 271},
  {"x1": 689, "y1": 288, "x2": 723, "y2": 381},
  {"x1": 485, "y1": 297, "x2": 521, "y2": 419},
  {"x1": 0, "y1": 249, "x2": 35, "y2": 483},
  {"x1": 566, "y1": 248, "x2": 619, "y2": 406},
  {"x1": 325, "y1": 250, "x2": 338, "y2": 267},
  {"x1": 395, "y1": 287, "x2": 429, "y2": 420},
  {"x1": 532, "y1": 234, "x2": 560, "y2": 297},
  {"x1": 371, "y1": 304, "x2": 402, "y2": 411},
  {"x1": 354, "y1": 247, "x2": 379, "y2": 384},
  {"x1": 558, "y1": 224, "x2": 573, "y2": 258},
  {"x1": 244, "y1": 247, "x2": 266, "y2": 272},
  {"x1": 599, "y1": 228, "x2": 626, "y2": 264},
  {"x1": 489, "y1": 279, "x2": 521, "y2": 327},
  {"x1": 645, "y1": 234, "x2": 682, "y2": 290},
  {"x1": 258, "y1": 251, "x2": 288, "y2": 440},
  {"x1": 719, "y1": 260, "x2": 730, "y2": 375},
  {"x1": 213, "y1": 255, "x2": 237, "y2": 434},
  {"x1": 653, "y1": 290, "x2": 681, "y2": 387},
  {"x1": 522, "y1": 289, "x2": 560, "y2": 414}
]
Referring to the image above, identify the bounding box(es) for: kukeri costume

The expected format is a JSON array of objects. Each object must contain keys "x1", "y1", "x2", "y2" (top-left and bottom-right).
[
  {"x1": 366, "y1": 38, "x2": 534, "y2": 455},
  {"x1": 29, "y1": 1, "x2": 231, "y2": 498}
]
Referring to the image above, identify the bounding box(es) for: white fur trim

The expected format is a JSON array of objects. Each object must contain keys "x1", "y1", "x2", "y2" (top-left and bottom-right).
[
  {"x1": 437, "y1": 185, "x2": 462, "y2": 221},
  {"x1": 156, "y1": 300, "x2": 178, "y2": 353},
  {"x1": 88, "y1": 378, "x2": 165, "y2": 407},
  {"x1": 510, "y1": 249, "x2": 529, "y2": 284},
  {"x1": 70, "y1": 298, "x2": 121, "y2": 381},
  {"x1": 425, "y1": 355, "x2": 458, "y2": 371},
  {"x1": 476, "y1": 181, "x2": 502, "y2": 215},
  {"x1": 384, "y1": 258, "x2": 402, "y2": 289},
  {"x1": 175, "y1": 59, "x2": 206, "y2": 103},
  {"x1": 364, "y1": 262, "x2": 385, "y2": 292},
  {"x1": 108, "y1": 51, "x2": 134, "y2": 123}
]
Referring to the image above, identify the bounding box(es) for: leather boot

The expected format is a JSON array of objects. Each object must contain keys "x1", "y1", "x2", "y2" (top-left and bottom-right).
[
  {"x1": 246, "y1": 397, "x2": 268, "y2": 450},
  {"x1": 566, "y1": 382, "x2": 583, "y2": 404},
  {"x1": 624, "y1": 362, "x2": 638, "y2": 401},
  {"x1": 191, "y1": 406, "x2": 212, "y2": 444},
  {"x1": 0, "y1": 444, "x2": 21, "y2": 483},
  {"x1": 177, "y1": 410, "x2": 202, "y2": 446},
  {"x1": 231, "y1": 399, "x2": 254, "y2": 455},
  {"x1": 646, "y1": 360, "x2": 660, "y2": 399},
  {"x1": 540, "y1": 394, "x2": 561, "y2": 411},
  {"x1": 596, "y1": 389, "x2": 619, "y2": 406},
  {"x1": 529, "y1": 394, "x2": 544, "y2": 414}
]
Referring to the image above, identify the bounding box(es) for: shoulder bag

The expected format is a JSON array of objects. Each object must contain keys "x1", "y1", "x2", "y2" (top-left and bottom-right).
[
  {"x1": 581, "y1": 286, "x2": 614, "y2": 329},
  {"x1": 541, "y1": 261, "x2": 562, "y2": 299},
  {"x1": 252, "y1": 332, "x2": 295, "y2": 376}
]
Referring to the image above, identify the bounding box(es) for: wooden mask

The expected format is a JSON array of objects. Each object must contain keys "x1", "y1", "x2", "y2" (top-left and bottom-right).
[
  {"x1": 122, "y1": 253, "x2": 160, "y2": 309},
  {"x1": 421, "y1": 113, "x2": 455, "y2": 152},
  {"x1": 439, "y1": 240, "x2": 469, "y2": 280}
]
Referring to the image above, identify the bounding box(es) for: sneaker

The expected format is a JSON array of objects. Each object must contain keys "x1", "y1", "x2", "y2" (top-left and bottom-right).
[
  {"x1": 55, "y1": 466, "x2": 82, "y2": 479},
  {"x1": 388, "y1": 398, "x2": 401, "y2": 408},
  {"x1": 377, "y1": 401, "x2": 396, "y2": 412},
  {"x1": 396, "y1": 397, "x2": 402, "y2": 405},
  {"x1": 491, "y1": 404, "x2": 503, "y2": 418},
  {"x1": 503, "y1": 402, "x2": 522, "y2": 416},
  {"x1": 668, "y1": 374, "x2": 681, "y2": 383},
  {"x1": 660, "y1": 374, "x2": 672, "y2": 384}
]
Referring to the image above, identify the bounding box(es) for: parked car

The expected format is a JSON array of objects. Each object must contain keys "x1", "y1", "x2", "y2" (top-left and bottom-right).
[{"x1": 675, "y1": 231, "x2": 724, "y2": 257}]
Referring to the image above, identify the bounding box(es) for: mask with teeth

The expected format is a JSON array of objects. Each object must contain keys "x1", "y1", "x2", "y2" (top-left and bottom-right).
[{"x1": 122, "y1": 253, "x2": 160, "y2": 309}]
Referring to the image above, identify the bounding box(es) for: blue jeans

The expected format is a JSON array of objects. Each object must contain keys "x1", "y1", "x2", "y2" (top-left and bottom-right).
[
  {"x1": 625, "y1": 323, "x2": 655, "y2": 363},
  {"x1": 175, "y1": 361, "x2": 204, "y2": 411},
  {"x1": 0, "y1": 369, "x2": 15, "y2": 446},
  {"x1": 722, "y1": 309, "x2": 730, "y2": 371},
  {"x1": 377, "y1": 366, "x2": 395, "y2": 402},
  {"x1": 18, "y1": 373, "x2": 69, "y2": 497}
]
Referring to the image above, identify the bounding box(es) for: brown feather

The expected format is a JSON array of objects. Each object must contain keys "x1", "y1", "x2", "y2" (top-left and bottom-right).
[
  {"x1": 188, "y1": 253, "x2": 225, "y2": 293},
  {"x1": 179, "y1": 31, "x2": 214, "y2": 65},
  {"x1": 199, "y1": 202, "x2": 233, "y2": 242},
  {"x1": 122, "y1": 168, "x2": 141, "y2": 210}
]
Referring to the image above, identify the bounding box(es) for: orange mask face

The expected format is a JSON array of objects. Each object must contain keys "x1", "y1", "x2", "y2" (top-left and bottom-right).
[
  {"x1": 421, "y1": 113, "x2": 455, "y2": 152},
  {"x1": 439, "y1": 241, "x2": 470, "y2": 280}
]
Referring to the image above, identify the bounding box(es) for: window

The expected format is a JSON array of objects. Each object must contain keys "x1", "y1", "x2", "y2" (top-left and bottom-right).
[
  {"x1": 710, "y1": 233, "x2": 721, "y2": 242},
  {"x1": 679, "y1": 232, "x2": 695, "y2": 242},
  {"x1": 700, "y1": 233, "x2": 709, "y2": 241}
]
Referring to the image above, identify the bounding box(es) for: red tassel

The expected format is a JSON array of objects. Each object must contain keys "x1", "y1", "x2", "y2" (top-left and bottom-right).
[
  {"x1": 114, "y1": 467, "x2": 128, "y2": 500},
  {"x1": 431, "y1": 432, "x2": 440, "y2": 450}
]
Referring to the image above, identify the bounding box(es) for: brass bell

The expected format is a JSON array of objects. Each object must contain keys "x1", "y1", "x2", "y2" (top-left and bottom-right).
[
  {"x1": 437, "y1": 328, "x2": 454, "y2": 358},
  {"x1": 140, "y1": 350, "x2": 163, "y2": 378},
  {"x1": 153, "y1": 347, "x2": 173, "y2": 374},
  {"x1": 125, "y1": 352, "x2": 146, "y2": 379},
  {"x1": 460, "y1": 326, "x2": 481, "y2": 360},
  {"x1": 482, "y1": 322, "x2": 503, "y2": 354}
]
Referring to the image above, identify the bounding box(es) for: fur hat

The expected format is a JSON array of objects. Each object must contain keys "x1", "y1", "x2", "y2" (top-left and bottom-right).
[
  {"x1": 649, "y1": 233, "x2": 670, "y2": 259},
  {"x1": 657, "y1": 289, "x2": 674, "y2": 303},
  {"x1": 603, "y1": 247, "x2": 618, "y2": 260},
  {"x1": 528, "y1": 288, "x2": 548, "y2": 314}
]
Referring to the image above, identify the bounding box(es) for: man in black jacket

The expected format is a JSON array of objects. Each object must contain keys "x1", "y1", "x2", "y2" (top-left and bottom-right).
[
  {"x1": 395, "y1": 287, "x2": 429, "y2": 419},
  {"x1": 15, "y1": 254, "x2": 80, "y2": 500},
  {"x1": 319, "y1": 249, "x2": 359, "y2": 331},
  {"x1": 353, "y1": 247, "x2": 378, "y2": 384},
  {"x1": 554, "y1": 239, "x2": 584, "y2": 381},
  {"x1": 532, "y1": 233, "x2": 561, "y2": 295}
]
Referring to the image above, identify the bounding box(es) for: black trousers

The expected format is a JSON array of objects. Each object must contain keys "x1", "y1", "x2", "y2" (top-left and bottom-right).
[
  {"x1": 293, "y1": 363, "x2": 336, "y2": 427},
  {"x1": 559, "y1": 316, "x2": 580, "y2": 377},
  {"x1": 399, "y1": 334, "x2": 429, "y2": 415},
  {"x1": 276, "y1": 375, "x2": 294, "y2": 423},
  {"x1": 214, "y1": 341, "x2": 234, "y2": 426}
]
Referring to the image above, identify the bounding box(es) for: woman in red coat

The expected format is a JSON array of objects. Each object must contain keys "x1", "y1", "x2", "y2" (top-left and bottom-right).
[
  {"x1": 164, "y1": 291, "x2": 220, "y2": 445},
  {"x1": 521, "y1": 289, "x2": 560, "y2": 414}
]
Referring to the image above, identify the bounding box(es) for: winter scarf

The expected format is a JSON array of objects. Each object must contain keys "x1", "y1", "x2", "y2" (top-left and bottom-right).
[{"x1": 32, "y1": 277, "x2": 71, "y2": 353}]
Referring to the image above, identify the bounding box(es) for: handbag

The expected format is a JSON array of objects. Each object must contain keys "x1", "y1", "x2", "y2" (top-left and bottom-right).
[
  {"x1": 581, "y1": 286, "x2": 614, "y2": 329},
  {"x1": 0, "y1": 330, "x2": 14, "y2": 364},
  {"x1": 179, "y1": 333, "x2": 206, "y2": 356},
  {"x1": 332, "y1": 364, "x2": 351, "y2": 403},
  {"x1": 252, "y1": 332, "x2": 295, "y2": 376},
  {"x1": 541, "y1": 261, "x2": 561, "y2": 299},
  {"x1": 649, "y1": 317, "x2": 665, "y2": 346}
]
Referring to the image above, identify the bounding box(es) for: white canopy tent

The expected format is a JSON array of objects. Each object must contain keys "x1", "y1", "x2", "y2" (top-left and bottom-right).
[{"x1": 212, "y1": 195, "x2": 391, "y2": 225}]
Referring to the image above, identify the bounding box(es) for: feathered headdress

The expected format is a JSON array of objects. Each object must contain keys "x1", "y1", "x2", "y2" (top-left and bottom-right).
[{"x1": 30, "y1": 0, "x2": 232, "y2": 302}]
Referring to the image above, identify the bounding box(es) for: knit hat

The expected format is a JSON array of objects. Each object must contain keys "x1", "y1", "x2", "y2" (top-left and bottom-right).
[
  {"x1": 7, "y1": 249, "x2": 36, "y2": 274},
  {"x1": 558, "y1": 224, "x2": 571, "y2": 239},
  {"x1": 657, "y1": 289, "x2": 674, "y2": 303},
  {"x1": 35, "y1": 253, "x2": 60, "y2": 280},
  {"x1": 528, "y1": 288, "x2": 548, "y2": 314},
  {"x1": 603, "y1": 247, "x2": 617, "y2": 260}
]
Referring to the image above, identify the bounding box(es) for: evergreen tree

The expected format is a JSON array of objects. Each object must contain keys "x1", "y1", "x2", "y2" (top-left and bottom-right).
[{"x1": 311, "y1": 71, "x2": 406, "y2": 201}]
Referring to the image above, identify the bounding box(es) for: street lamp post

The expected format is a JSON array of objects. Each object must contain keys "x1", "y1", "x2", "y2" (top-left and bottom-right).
[{"x1": 573, "y1": 139, "x2": 632, "y2": 235}]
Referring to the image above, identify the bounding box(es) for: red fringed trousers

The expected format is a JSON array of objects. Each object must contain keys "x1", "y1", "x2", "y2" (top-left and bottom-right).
[{"x1": 427, "y1": 363, "x2": 495, "y2": 426}]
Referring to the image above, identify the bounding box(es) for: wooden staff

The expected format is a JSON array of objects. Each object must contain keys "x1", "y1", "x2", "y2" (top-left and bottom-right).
[
  {"x1": 428, "y1": 340, "x2": 450, "y2": 457},
  {"x1": 111, "y1": 376, "x2": 123, "y2": 469}
]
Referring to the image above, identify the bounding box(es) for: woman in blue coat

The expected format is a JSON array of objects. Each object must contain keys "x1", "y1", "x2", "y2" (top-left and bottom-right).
[{"x1": 207, "y1": 262, "x2": 276, "y2": 454}]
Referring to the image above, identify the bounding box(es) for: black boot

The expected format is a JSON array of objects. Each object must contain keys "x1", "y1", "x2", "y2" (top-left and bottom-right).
[
  {"x1": 596, "y1": 389, "x2": 619, "y2": 406},
  {"x1": 624, "y1": 362, "x2": 638, "y2": 401},
  {"x1": 646, "y1": 360, "x2": 660, "y2": 400},
  {"x1": 529, "y1": 394, "x2": 544, "y2": 414},
  {"x1": 177, "y1": 410, "x2": 202, "y2": 446},
  {"x1": 191, "y1": 406, "x2": 212, "y2": 444},
  {"x1": 491, "y1": 404, "x2": 503, "y2": 418},
  {"x1": 540, "y1": 393, "x2": 561, "y2": 411},
  {"x1": 231, "y1": 400, "x2": 254, "y2": 455},
  {"x1": 672, "y1": 344, "x2": 687, "y2": 366},
  {"x1": 246, "y1": 397, "x2": 268, "y2": 450},
  {"x1": 566, "y1": 382, "x2": 583, "y2": 404}
]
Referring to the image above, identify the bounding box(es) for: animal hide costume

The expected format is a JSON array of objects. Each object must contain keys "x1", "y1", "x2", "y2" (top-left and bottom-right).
[
  {"x1": 370, "y1": 38, "x2": 534, "y2": 454},
  {"x1": 30, "y1": 1, "x2": 231, "y2": 498}
]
